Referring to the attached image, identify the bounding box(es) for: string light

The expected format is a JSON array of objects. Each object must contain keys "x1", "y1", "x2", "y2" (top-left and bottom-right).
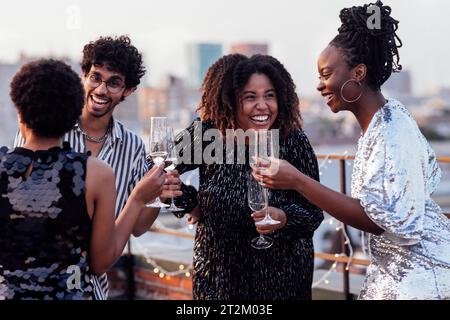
[
  {"x1": 311, "y1": 153, "x2": 361, "y2": 289},
  {"x1": 132, "y1": 237, "x2": 193, "y2": 278},
  {"x1": 318, "y1": 154, "x2": 330, "y2": 170},
  {"x1": 312, "y1": 262, "x2": 337, "y2": 288},
  {"x1": 340, "y1": 222, "x2": 354, "y2": 271},
  {"x1": 361, "y1": 231, "x2": 367, "y2": 256}
]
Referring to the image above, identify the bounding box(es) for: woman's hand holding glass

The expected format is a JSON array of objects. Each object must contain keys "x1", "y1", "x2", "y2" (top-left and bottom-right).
[
  {"x1": 252, "y1": 158, "x2": 302, "y2": 191},
  {"x1": 251, "y1": 206, "x2": 287, "y2": 234},
  {"x1": 248, "y1": 171, "x2": 276, "y2": 249},
  {"x1": 186, "y1": 205, "x2": 202, "y2": 224},
  {"x1": 163, "y1": 127, "x2": 184, "y2": 212},
  {"x1": 133, "y1": 165, "x2": 166, "y2": 206},
  {"x1": 160, "y1": 169, "x2": 183, "y2": 204},
  {"x1": 147, "y1": 116, "x2": 170, "y2": 208},
  {"x1": 249, "y1": 130, "x2": 280, "y2": 226}
]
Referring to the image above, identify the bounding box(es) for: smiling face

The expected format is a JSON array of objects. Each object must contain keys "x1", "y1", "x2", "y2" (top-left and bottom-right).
[
  {"x1": 82, "y1": 64, "x2": 133, "y2": 118},
  {"x1": 236, "y1": 73, "x2": 278, "y2": 131},
  {"x1": 316, "y1": 45, "x2": 363, "y2": 113}
]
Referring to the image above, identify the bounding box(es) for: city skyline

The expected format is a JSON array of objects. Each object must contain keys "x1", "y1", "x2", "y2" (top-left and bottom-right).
[{"x1": 1, "y1": 0, "x2": 449, "y2": 96}]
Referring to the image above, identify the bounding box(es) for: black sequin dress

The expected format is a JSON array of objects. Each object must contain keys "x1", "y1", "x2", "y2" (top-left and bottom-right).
[
  {"x1": 172, "y1": 120, "x2": 324, "y2": 300},
  {"x1": 0, "y1": 143, "x2": 93, "y2": 300}
]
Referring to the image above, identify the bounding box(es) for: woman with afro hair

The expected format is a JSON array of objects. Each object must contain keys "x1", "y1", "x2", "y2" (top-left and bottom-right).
[{"x1": 0, "y1": 59, "x2": 165, "y2": 299}]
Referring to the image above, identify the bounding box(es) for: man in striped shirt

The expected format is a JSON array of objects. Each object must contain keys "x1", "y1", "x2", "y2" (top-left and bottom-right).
[{"x1": 15, "y1": 35, "x2": 181, "y2": 299}]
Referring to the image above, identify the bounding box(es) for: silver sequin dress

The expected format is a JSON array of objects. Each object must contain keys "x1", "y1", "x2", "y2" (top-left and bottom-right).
[{"x1": 352, "y1": 99, "x2": 450, "y2": 300}]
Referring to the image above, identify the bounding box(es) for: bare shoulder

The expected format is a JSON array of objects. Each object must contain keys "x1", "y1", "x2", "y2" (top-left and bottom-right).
[{"x1": 87, "y1": 157, "x2": 115, "y2": 184}]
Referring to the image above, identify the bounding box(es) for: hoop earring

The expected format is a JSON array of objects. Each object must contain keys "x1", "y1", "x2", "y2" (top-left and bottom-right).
[{"x1": 340, "y1": 79, "x2": 362, "y2": 103}]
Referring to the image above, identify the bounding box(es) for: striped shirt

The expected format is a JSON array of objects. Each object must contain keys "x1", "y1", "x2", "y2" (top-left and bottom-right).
[{"x1": 14, "y1": 118, "x2": 148, "y2": 300}]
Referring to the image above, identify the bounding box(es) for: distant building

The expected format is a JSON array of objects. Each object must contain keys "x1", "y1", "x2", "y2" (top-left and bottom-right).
[
  {"x1": 230, "y1": 43, "x2": 269, "y2": 57},
  {"x1": 186, "y1": 43, "x2": 222, "y2": 89},
  {"x1": 1, "y1": 54, "x2": 83, "y2": 147},
  {"x1": 384, "y1": 69, "x2": 412, "y2": 96},
  {"x1": 0, "y1": 54, "x2": 145, "y2": 145},
  {"x1": 139, "y1": 75, "x2": 200, "y2": 132},
  {"x1": 113, "y1": 92, "x2": 142, "y2": 133}
]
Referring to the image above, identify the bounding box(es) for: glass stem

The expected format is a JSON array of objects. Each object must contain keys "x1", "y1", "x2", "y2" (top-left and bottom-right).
[{"x1": 264, "y1": 187, "x2": 269, "y2": 219}]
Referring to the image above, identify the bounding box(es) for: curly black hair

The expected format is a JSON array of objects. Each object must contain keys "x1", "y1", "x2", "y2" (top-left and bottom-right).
[
  {"x1": 10, "y1": 59, "x2": 84, "y2": 138},
  {"x1": 330, "y1": 1, "x2": 402, "y2": 91},
  {"x1": 198, "y1": 53, "x2": 248, "y2": 135},
  {"x1": 81, "y1": 35, "x2": 145, "y2": 89},
  {"x1": 233, "y1": 55, "x2": 302, "y2": 137}
]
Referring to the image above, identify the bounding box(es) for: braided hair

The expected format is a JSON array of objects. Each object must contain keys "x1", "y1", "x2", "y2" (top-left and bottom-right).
[
  {"x1": 330, "y1": 1, "x2": 402, "y2": 91},
  {"x1": 198, "y1": 54, "x2": 248, "y2": 135},
  {"x1": 233, "y1": 55, "x2": 302, "y2": 137}
]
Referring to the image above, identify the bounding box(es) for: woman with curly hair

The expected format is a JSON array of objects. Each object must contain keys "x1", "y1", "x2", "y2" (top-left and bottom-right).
[
  {"x1": 254, "y1": 1, "x2": 450, "y2": 299},
  {"x1": 0, "y1": 59, "x2": 166, "y2": 300},
  {"x1": 171, "y1": 54, "x2": 323, "y2": 299}
]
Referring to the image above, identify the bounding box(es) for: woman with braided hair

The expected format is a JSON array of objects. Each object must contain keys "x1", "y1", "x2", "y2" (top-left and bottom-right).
[
  {"x1": 253, "y1": 1, "x2": 450, "y2": 299},
  {"x1": 171, "y1": 54, "x2": 323, "y2": 299}
]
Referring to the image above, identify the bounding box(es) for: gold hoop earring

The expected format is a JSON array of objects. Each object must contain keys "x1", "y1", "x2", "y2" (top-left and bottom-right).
[{"x1": 340, "y1": 79, "x2": 362, "y2": 103}]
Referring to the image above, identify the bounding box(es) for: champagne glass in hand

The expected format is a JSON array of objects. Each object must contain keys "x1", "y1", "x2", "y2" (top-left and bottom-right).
[
  {"x1": 146, "y1": 117, "x2": 170, "y2": 208},
  {"x1": 250, "y1": 129, "x2": 280, "y2": 225},
  {"x1": 247, "y1": 171, "x2": 273, "y2": 249},
  {"x1": 165, "y1": 127, "x2": 183, "y2": 212}
]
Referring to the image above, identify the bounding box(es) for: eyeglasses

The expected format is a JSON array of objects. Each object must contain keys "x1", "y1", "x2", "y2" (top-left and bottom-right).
[{"x1": 85, "y1": 73, "x2": 125, "y2": 94}]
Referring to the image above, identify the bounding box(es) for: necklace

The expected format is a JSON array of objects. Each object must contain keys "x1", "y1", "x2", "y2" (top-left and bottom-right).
[{"x1": 78, "y1": 119, "x2": 112, "y2": 144}]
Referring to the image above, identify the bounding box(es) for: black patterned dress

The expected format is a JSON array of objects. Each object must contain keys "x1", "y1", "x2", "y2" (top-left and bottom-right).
[
  {"x1": 0, "y1": 143, "x2": 94, "y2": 300},
  {"x1": 172, "y1": 120, "x2": 323, "y2": 300}
]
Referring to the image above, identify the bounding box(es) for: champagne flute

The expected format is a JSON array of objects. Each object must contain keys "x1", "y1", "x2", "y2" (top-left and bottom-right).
[
  {"x1": 146, "y1": 117, "x2": 170, "y2": 208},
  {"x1": 247, "y1": 171, "x2": 273, "y2": 249},
  {"x1": 250, "y1": 129, "x2": 280, "y2": 225},
  {"x1": 165, "y1": 127, "x2": 184, "y2": 212}
]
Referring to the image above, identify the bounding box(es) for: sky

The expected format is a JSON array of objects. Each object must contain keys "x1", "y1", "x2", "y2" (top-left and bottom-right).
[{"x1": 1, "y1": 0, "x2": 449, "y2": 96}]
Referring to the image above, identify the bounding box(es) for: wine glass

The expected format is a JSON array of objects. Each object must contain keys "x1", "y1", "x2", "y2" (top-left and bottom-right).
[
  {"x1": 165, "y1": 127, "x2": 184, "y2": 213},
  {"x1": 247, "y1": 171, "x2": 273, "y2": 249},
  {"x1": 249, "y1": 129, "x2": 280, "y2": 226},
  {"x1": 146, "y1": 117, "x2": 170, "y2": 208}
]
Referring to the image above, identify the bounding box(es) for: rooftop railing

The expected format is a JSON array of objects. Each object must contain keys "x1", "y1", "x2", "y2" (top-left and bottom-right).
[{"x1": 145, "y1": 154, "x2": 450, "y2": 300}]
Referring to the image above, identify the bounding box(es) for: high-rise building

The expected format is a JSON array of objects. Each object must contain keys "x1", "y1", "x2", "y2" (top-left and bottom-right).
[
  {"x1": 138, "y1": 75, "x2": 200, "y2": 132},
  {"x1": 186, "y1": 43, "x2": 223, "y2": 89},
  {"x1": 230, "y1": 43, "x2": 269, "y2": 57}
]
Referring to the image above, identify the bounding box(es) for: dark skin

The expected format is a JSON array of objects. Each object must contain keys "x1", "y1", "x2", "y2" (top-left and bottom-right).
[{"x1": 253, "y1": 45, "x2": 385, "y2": 235}]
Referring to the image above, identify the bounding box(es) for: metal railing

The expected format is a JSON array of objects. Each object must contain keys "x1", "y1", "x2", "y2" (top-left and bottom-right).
[{"x1": 146, "y1": 154, "x2": 450, "y2": 300}]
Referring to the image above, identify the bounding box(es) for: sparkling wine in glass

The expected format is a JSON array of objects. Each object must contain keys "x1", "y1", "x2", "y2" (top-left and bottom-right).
[
  {"x1": 250, "y1": 129, "x2": 280, "y2": 226},
  {"x1": 165, "y1": 127, "x2": 183, "y2": 212},
  {"x1": 146, "y1": 117, "x2": 169, "y2": 208},
  {"x1": 247, "y1": 171, "x2": 273, "y2": 249}
]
